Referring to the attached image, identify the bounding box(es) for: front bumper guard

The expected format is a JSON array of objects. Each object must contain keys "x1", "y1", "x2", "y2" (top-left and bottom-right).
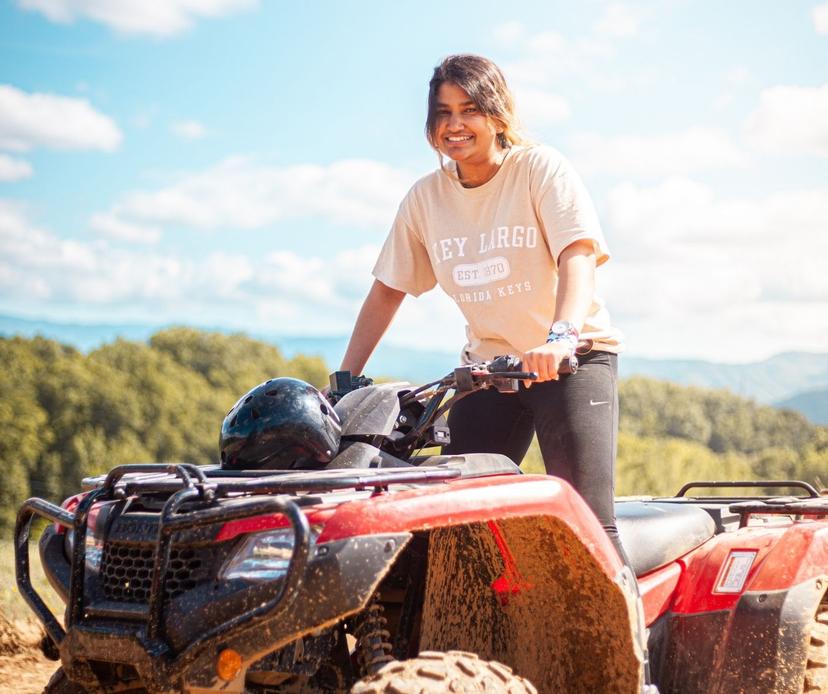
[{"x1": 15, "y1": 463, "x2": 411, "y2": 692}]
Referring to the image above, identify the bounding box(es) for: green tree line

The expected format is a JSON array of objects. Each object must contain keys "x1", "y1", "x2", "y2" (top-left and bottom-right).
[
  {"x1": 0, "y1": 328, "x2": 327, "y2": 534},
  {"x1": 615, "y1": 377, "x2": 827, "y2": 496},
  {"x1": 1, "y1": 329, "x2": 825, "y2": 535}
]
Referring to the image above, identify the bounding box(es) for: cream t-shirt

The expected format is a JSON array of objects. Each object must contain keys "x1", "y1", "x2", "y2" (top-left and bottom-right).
[{"x1": 372, "y1": 145, "x2": 623, "y2": 362}]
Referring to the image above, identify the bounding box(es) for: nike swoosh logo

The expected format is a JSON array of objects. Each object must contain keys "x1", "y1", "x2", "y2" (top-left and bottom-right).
[{"x1": 589, "y1": 400, "x2": 609, "y2": 406}]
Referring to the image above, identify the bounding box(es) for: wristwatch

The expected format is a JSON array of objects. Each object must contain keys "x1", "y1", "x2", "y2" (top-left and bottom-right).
[{"x1": 547, "y1": 320, "x2": 579, "y2": 346}]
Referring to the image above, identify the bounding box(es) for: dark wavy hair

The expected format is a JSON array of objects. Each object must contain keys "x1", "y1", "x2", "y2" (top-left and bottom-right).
[{"x1": 425, "y1": 54, "x2": 526, "y2": 152}]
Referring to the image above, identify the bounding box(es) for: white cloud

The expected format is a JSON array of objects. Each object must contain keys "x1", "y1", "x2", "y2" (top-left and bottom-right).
[
  {"x1": 594, "y1": 3, "x2": 640, "y2": 38},
  {"x1": 0, "y1": 199, "x2": 468, "y2": 349},
  {"x1": 0, "y1": 199, "x2": 178, "y2": 303},
  {"x1": 500, "y1": 29, "x2": 611, "y2": 87},
  {"x1": 171, "y1": 120, "x2": 207, "y2": 140},
  {"x1": 712, "y1": 67, "x2": 757, "y2": 112},
  {"x1": 492, "y1": 19, "x2": 525, "y2": 45},
  {"x1": 744, "y1": 83, "x2": 828, "y2": 156},
  {"x1": 570, "y1": 128, "x2": 746, "y2": 176},
  {"x1": 494, "y1": 7, "x2": 639, "y2": 87},
  {"x1": 0, "y1": 200, "x2": 368, "y2": 322},
  {"x1": 814, "y1": 2, "x2": 828, "y2": 34},
  {"x1": 608, "y1": 178, "x2": 828, "y2": 250},
  {"x1": 514, "y1": 87, "x2": 571, "y2": 128},
  {"x1": 489, "y1": 23, "x2": 580, "y2": 128},
  {"x1": 89, "y1": 212, "x2": 161, "y2": 244},
  {"x1": 492, "y1": 11, "x2": 651, "y2": 129},
  {"x1": 600, "y1": 178, "x2": 828, "y2": 358},
  {"x1": 724, "y1": 65, "x2": 754, "y2": 86},
  {"x1": 131, "y1": 106, "x2": 159, "y2": 129},
  {"x1": 94, "y1": 157, "x2": 413, "y2": 238},
  {"x1": 0, "y1": 84, "x2": 121, "y2": 152},
  {"x1": 16, "y1": 0, "x2": 259, "y2": 37},
  {"x1": 0, "y1": 153, "x2": 33, "y2": 181}
]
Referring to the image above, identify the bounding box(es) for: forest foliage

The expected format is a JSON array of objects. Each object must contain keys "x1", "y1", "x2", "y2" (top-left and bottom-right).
[{"x1": 1, "y1": 329, "x2": 826, "y2": 535}]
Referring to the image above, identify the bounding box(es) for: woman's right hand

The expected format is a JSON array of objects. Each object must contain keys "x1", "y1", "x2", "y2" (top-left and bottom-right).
[{"x1": 521, "y1": 340, "x2": 574, "y2": 386}]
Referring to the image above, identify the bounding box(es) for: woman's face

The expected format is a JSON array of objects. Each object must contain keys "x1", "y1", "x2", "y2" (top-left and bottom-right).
[{"x1": 433, "y1": 82, "x2": 502, "y2": 168}]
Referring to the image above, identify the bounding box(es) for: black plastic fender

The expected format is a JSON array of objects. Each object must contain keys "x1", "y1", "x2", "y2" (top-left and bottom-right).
[{"x1": 649, "y1": 575, "x2": 828, "y2": 693}]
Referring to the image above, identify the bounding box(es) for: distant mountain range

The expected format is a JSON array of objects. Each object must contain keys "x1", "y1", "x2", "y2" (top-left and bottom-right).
[{"x1": 2, "y1": 313, "x2": 827, "y2": 424}]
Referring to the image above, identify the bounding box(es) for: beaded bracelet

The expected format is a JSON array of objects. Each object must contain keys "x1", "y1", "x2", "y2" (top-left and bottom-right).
[{"x1": 546, "y1": 331, "x2": 579, "y2": 350}]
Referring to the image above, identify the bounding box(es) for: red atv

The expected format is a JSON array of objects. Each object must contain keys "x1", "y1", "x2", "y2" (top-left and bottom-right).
[{"x1": 15, "y1": 358, "x2": 828, "y2": 693}]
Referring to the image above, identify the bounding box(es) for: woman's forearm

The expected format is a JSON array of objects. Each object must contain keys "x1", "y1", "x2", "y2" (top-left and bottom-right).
[
  {"x1": 340, "y1": 279, "x2": 406, "y2": 374},
  {"x1": 554, "y1": 239, "x2": 597, "y2": 332},
  {"x1": 522, "y1": 240, "x2": 597, "y2": 382}
]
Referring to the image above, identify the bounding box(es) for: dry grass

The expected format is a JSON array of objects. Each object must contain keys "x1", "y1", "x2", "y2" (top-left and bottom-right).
[
  {"x1": 0, "y1": 536, "x2": 65, "y2": 693},
  {"x1": 0, "y1": 608, "x2": 58, "y2": 693},
  {"x1": 0, "y1": 535, "x2": 62, "y2": 694},
  {"x1": 0, "y1": 536, "x2": 64, "y2": 623}
]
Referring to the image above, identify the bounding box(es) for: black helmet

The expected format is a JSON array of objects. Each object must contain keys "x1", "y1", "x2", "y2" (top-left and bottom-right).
[{"x1": 219, "y1": 377, "x2": 341, "y2": 470}]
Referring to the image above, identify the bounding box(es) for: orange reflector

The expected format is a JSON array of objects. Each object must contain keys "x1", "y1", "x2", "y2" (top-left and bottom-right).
[{"x1": 216, "y1": 648, "x2": 242, "y2": 681}]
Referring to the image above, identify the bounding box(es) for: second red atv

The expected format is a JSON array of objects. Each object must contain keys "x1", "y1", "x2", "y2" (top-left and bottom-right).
[{"x1": 15, "y1": 359, "x2": 828, "y2": 693}]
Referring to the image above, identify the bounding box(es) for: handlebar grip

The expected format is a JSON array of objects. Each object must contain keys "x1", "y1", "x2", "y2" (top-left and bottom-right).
[
  {"x1": 490, "y1": 354, "x2": 578, "y2": 377},
  {"x1": 558, "y1": 354, "x2": 579, "y2": 375}
]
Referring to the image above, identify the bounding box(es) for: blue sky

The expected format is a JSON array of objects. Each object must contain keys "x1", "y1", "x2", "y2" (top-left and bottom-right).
[{"x1": 1, "y1": 0, "x2": 827, "y2": 361}]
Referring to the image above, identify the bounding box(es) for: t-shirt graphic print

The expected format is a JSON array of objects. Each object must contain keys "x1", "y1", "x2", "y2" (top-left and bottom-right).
[{"x1": 373, "y1": 145, "x2": 623, "y2": 362}]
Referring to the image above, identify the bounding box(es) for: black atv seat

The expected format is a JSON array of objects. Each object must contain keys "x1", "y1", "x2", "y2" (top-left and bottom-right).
[{"x1": 615, "y1": 501, "x2": 716, "y2": 577}]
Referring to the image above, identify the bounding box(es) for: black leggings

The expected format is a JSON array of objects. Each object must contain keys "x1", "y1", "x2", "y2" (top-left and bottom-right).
[{"x1": 443, "y1": 351, "x2": 630, "y2": 567}]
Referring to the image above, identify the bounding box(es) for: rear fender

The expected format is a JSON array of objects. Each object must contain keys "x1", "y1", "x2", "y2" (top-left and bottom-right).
[
  {"x1": 671, "y1": 521, "x2": 828, "y2": 615},
  {"x1": 650, "y1": 575, "x2": 827, "y2": 694},
  {"x1": 650, "y1": 520, "x2": 828, "y2": 693}
]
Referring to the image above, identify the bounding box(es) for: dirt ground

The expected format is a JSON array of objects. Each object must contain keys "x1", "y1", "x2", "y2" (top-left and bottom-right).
[{"x1": 0, "y1": 611, "x2": 57, "y2": 694}]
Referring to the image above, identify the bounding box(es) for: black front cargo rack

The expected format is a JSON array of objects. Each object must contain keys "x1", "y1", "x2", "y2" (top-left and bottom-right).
[{"x1": 16, "y1": 463, "x2": 461, "y2": 652}]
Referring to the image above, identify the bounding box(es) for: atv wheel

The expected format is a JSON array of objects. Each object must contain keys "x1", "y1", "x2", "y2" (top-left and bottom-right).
[
  {"x1": 350, "y1": 650, "x2": 537, "y2": 693},
  {"x1": 44, "y1": 666, "x2": 147, "y2": 693},
  {"x1": 804, "y1": 592, "x2": 828, "y2": 692},
  {"x1": 44, "y1": 668, "x2": 87, "y2": 694}
]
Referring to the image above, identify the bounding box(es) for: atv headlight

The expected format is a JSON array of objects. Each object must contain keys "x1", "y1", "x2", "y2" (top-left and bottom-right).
[
  {"x1": 63, "y1": 527, "x2": 75, "y2": 560},
  {"x1": 64, "y1": 529, "x2": 103, "y2": 572},
  {"x1": 221, "y1": 528, "x2": 316, "y2": 583}
]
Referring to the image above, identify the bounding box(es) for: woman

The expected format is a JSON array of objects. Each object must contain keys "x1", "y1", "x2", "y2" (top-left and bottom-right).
[{"x1": 339, "y1": 54, "x2": 628, "y2": 563}]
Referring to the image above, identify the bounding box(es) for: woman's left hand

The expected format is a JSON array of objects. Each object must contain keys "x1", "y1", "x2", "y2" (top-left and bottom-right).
[{"x1": 521, "y1": 341, "x2": 574, "y2": 386}]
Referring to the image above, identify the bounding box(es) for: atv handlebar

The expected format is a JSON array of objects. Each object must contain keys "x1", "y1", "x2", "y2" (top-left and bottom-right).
[
  {"x1": 403, "y1": 353, "x2": 575, "y2": 401},
  {"x1": 329, "y1": 354, "x2": 577, "y2": 455},
  {"x1": 329, "y1": 353, "x2": 575, "y2": 403},
  {"x1": 455, "y1": 353, "x2": 579, "y2": 393}
]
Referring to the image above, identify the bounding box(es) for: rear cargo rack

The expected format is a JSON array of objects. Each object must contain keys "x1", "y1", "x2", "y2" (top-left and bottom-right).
[
  {"x1": 676, "y1": 480, "x2": 821, "y2": 498},
  {"x1": 672, "y1": 480, "x2": 828, "y2": 527},
  {"x1": 728, "y1": 496, "x2": 828, "y2": 527}
]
